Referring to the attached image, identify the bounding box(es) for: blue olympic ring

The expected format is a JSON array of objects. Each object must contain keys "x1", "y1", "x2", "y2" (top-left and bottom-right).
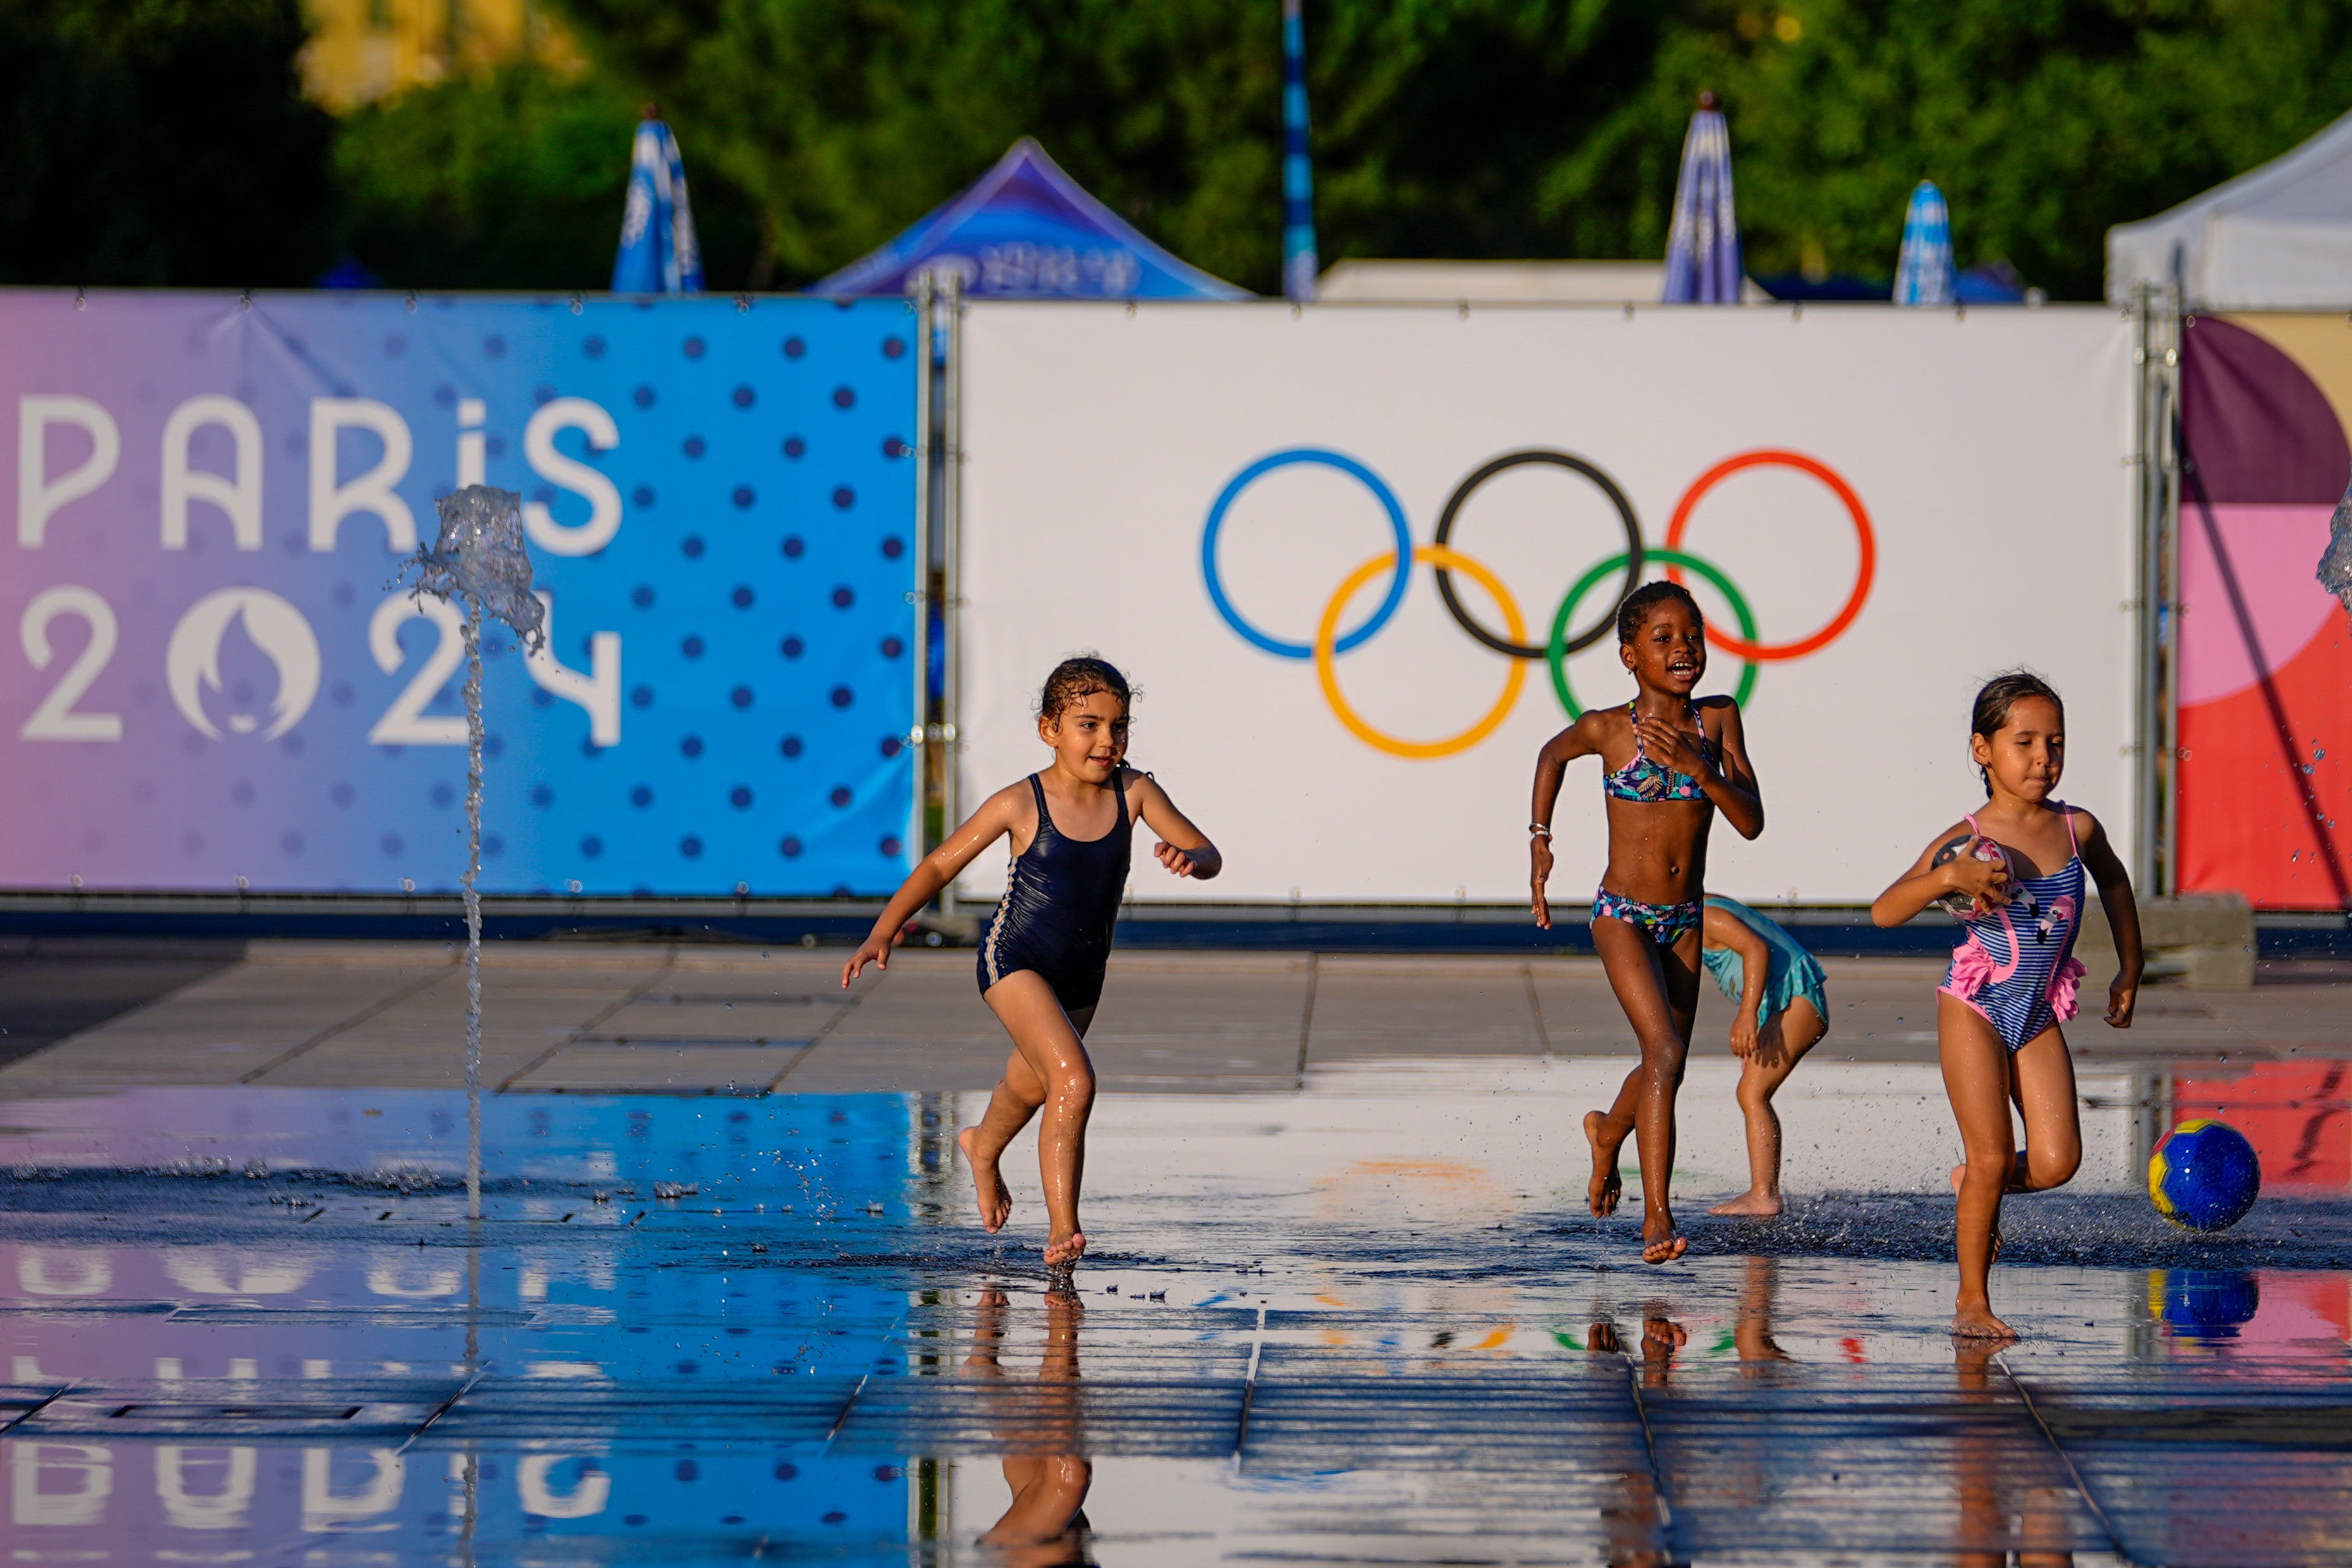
[{"x1": 1199, "y1": 448, "x2": 1412, "y2": 659}]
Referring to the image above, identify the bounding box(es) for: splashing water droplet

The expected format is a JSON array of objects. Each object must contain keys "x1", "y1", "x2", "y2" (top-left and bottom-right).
[
  {"x1": 2321, "y1": 470, "x2": 2352, "y2": 613},
  {"x1": 391, "y1": 486, "x2": 546, "y2": 650}
]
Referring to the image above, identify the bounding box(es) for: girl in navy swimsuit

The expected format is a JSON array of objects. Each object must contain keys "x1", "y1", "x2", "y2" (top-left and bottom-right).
[
  {"x1": 1874, "y1": 672, "x2": 2141, "y2": 1341},
  {"x1": 845, "y1": 657, "x2": 1220, "y2": 1269},
  {"x1": 1528, "y1": 582, "x2": 1765, "y2": 1263}
]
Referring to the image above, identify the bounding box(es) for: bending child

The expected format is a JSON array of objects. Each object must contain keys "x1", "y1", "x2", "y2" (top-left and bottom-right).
[
  {"x1": 1531, "y1": 582, "x2": 1765, "y2": 1263},
  {"x1": 1871, "y1": 671, "x2": 2141, "y2": 1340},
  {"x1": 1700, "y1": 896, "x2": 1830, "y2": 1217},
  {"x1": 845, "y1": 657, "x2": 1220, "y2": 1268}
]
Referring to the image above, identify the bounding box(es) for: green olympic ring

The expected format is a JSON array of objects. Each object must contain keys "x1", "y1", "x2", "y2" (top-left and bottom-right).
[{"x1": 1548, "y1": 548, "x2": 1760, "y2": 720}]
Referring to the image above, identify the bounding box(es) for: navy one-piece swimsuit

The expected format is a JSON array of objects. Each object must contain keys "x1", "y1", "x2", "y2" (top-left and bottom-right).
[{"x1": 976, "y1": 771, "x2": 1132, "y2": 1014}]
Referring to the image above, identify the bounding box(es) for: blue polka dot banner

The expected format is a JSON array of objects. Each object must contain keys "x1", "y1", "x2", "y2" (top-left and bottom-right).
[{"x1": 0, "y1": 292, "x2": 919, "y2": 895}]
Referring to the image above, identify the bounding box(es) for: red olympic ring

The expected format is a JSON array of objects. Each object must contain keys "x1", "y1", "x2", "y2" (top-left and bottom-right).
[{"x1": 1663, "y1": 449, "x2": 1875, "y2": 662}]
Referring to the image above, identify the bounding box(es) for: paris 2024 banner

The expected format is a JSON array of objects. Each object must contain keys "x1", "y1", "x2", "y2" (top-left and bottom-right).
[
  {"x1": 956, "y1": 303, "x2": 2136, "y2": 908},
  {"x1": 0, "y1": 292, "x2": 918, "y2": 897}
]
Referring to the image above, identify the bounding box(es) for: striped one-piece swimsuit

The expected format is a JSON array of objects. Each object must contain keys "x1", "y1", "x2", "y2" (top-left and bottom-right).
[
  {"x1": 975, "y1": 771, "x2": 1132, "y2": 1015},
  {"x1": 1940, "y1": 804, "x2": 2088, "y2": 1053}
]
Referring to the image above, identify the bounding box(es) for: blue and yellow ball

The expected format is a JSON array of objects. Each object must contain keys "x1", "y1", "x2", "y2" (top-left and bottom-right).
[{"x1": 2148, "y1": 1119, "x2": 2261, "y2": 1232}]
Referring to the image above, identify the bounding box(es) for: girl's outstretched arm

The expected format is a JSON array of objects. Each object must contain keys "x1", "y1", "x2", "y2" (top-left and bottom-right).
[
  {"x1": 1702, "y1": 903, "x2": 1772, "y2": 1062},
  {"x1": 1130, "y1": 771, "x2": 1222, "y2": 881},
  {"x1": 1636, "y1": 697, "x2": 1764, "y2": 839},
  {"x1": 2071, "y1": 808, "x2": 2143, "y2": 1027},
  {"x1": 842, "y1": 785, "x2": 1025, "y2": 986},
  {"x1": 1529, "y1": 713, "x2": 1607, "y2": 929},
  {"x1": 1871, "y1": 822, "x2": 2007, "y2": 928}
]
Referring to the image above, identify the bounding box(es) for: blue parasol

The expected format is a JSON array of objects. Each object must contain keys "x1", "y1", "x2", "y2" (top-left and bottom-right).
[
  {"x1": 1661, "y1": 91, "x2": 1743, "y2": 303},
  {"x1": 1893, "y1": 181, "x2": 1956, "y2": 306},
  {"x1": 611, "y1": 107, "x2": 703, "y2": 294}
]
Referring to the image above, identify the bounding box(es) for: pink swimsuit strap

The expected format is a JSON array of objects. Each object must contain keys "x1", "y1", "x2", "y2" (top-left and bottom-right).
[{"x1": 1965, "y1": 802, "x2": 2081, "y2": 863}]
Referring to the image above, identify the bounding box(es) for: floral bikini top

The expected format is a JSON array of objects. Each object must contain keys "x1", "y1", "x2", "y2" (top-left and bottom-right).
[{"x1": 1602, "y1": 701, "x2": 1715, "y2": 803}]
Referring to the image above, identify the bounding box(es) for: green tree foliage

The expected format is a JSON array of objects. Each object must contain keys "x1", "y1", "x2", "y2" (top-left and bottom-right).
[
  {"x1": 7, "y1": 0, "x2": 2349, "y2": 297},
  {"x1": 337, "y1": 66, "x2": 635, "y2": 290},
  {"x1": 336, "y1": 64, "x2": 766, "y2": 290},
  {"x1": 1553, "y1": 0, "x2": 2352, "y2": 298},
  {"x1": 547, "y1": 0, "x2": 2352, "y2": 298},
  {"x1": 0, "y1": 0, "x2": 336, "y2": 285},
  {"x1": 546, "y1": 0, "x2": 1667, "y2": 292}
]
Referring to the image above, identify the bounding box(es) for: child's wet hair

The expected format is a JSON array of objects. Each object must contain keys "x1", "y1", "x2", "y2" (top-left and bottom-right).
[
  {"x1": 1036, "y1": 656, "x2": 1134, "y2": 726},
  {"x1": 1615, "y1": 580, "x2": 1705, "y2": 644},
  {"x1": 1969, "y1": 670, "x2": 2064, "y2": 794}
]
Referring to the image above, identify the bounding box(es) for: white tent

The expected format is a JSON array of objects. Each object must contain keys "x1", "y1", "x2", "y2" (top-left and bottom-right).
[{"x1": 2109, "y1": 107, "x2": 2352, "y2": 307}]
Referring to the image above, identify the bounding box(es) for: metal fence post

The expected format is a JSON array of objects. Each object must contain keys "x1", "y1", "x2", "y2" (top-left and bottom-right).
[
  {"x1": 909, "y1": 273, "x2": 934, "y2": 879},
  {"x1": 2158, "y1": 282, "x2": 2183, "y2": 896},
  {"x1": 2131, "y1": 283, "x2": 2184, "y2": 896},
  {"x1": 938, "y1": 274, "x2": 965, "y2": 921}
]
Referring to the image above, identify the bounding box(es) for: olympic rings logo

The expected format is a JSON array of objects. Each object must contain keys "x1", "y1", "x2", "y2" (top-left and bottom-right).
[{"x1": 1200, "y1": 446, "x2": 1876, "y2": 759}]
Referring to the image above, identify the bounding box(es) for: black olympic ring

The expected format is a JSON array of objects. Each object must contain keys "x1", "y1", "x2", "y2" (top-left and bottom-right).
[{"x1": 1431, "y1": 449, "x2": 1644, "y2": 659}]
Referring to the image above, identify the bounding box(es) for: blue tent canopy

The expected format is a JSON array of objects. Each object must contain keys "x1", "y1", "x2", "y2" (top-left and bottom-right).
[{"x1": 812, "y1": 138, "x2": 1249, "y2": 300}]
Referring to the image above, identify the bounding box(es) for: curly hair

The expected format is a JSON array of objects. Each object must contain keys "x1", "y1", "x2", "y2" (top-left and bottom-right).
[
  {"x1": 1036, "y1": 655, "x2": 1134, "y2": 726},
  {"x1": 1616, "y1": 579, "x2": 1705, "y2": 644},
  {"x1": 1969, "y1": 670, "x2": 2064, "y2": 795}
]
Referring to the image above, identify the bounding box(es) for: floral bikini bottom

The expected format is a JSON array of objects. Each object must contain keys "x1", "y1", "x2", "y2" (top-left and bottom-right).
[{"x1": 1592, "y1": 887, "x2": 1703, "y2": 945}]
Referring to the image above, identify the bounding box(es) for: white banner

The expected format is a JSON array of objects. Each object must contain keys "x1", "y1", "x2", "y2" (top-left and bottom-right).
[{"x1": 957, "y1": 303, "x2": 2136, "y2": 907}]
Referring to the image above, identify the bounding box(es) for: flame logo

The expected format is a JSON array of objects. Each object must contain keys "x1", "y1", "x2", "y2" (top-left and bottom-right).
[{"x1": 167, "y1": 587, "x2": 321, "y2": 741}]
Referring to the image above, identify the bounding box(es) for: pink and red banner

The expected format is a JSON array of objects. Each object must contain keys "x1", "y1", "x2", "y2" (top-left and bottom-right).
[{"x1": 2176, "y1": 314, "x2": 2352, "y2": 909}]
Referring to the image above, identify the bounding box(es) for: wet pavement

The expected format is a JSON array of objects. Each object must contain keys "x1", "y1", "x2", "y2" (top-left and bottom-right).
[
  {"x1": 2, "y1": 1078, "x2": 2348, "y2": 1565},
  {"x1": 0, "y1": 946, "x2": 2349, "y2": 1564}
]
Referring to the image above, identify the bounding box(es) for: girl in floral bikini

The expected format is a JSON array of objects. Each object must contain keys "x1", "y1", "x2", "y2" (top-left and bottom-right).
[{"x1": 1530, "y1": 582, "x2": 1764, "y2": 1263}]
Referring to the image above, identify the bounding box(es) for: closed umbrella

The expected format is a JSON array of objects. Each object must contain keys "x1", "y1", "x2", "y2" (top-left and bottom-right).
[
  {"x1": 1893, "y1": 181, "x2": 1956, "y2": 306},
  {"x1": 612, "y1": 106, "x2": 703, "y2": 294},
  {"x1": 1661, "y1": 90, "x2": 1742, "y2": 303},
  {"x1": 1282, "y1": 0, "x2": 1320, "y2": 302}
]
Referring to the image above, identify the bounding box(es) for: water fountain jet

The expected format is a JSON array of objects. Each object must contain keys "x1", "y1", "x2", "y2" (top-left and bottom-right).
[{"x1": 391, "y1": 485, "x2": 544, "y2": 1220}]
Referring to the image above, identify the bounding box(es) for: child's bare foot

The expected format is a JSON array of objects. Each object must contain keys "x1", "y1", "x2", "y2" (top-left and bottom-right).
[
  {"x1": 1708, "y1": 1190, "x2": 1784, "y2": 1217},
  {"x1": 1588, "y1": 1172, "x2": 1623, "y2": 1217},
  {"x1": 1044, "y1": 1228, "x2": 1087, "y2": 1268},
  {"x1": 1583, "y1": 1110, "x2": 1626, "y2": 1216},
  {"x1": 1640, "y1": 1216, "x2": 1687, "y2": 1265},
  {"x1": 958, "y1": 1127, "x2": 1012, "y2": 1232},
  {"x1": 1950, "y1": 1304, "x2": 2017, "y2": 1342},
  {"x1": 1950, "y1": 1163, "x2": 1965, "y2": 1195}
]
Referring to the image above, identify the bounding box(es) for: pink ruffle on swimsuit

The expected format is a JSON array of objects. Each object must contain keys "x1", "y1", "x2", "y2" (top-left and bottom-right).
[{"x1": 1939, "y1": 804, "x2": 2090, "y2": 1053}]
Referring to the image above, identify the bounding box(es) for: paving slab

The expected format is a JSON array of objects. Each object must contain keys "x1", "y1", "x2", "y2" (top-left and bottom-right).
[
  {"x1": 0, "y1": 949, "x2": 455, "y2": 1092},
  {"x1": 1308, "y1": 955, "x2": 1547, "y2": 1059},
  {"x1": 0, "y1": 938, "x2": 245, "y2": 1071}
]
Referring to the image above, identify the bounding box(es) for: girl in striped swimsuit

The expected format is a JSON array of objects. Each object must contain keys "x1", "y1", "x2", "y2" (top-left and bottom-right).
[
  {"x1": 1873, "y1": 672, "x2": 2142, "y2": 1341},
  {"x1": 844, "y1": 657, "x2": 1221, "y2": 1270},
  {"x1": 1530, "y1": 582, "x2": 1766, "y2": 1264}
]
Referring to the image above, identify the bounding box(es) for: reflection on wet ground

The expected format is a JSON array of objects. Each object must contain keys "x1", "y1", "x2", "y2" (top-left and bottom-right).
[{"x1": 1, "y1": 1064, "x2": 2348, "y2": 1565}]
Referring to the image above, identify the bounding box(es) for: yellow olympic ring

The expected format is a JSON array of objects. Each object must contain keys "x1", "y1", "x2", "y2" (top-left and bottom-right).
[{"x1": 1314, "y1": 545, "x2": 1526, "y2": 760}]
